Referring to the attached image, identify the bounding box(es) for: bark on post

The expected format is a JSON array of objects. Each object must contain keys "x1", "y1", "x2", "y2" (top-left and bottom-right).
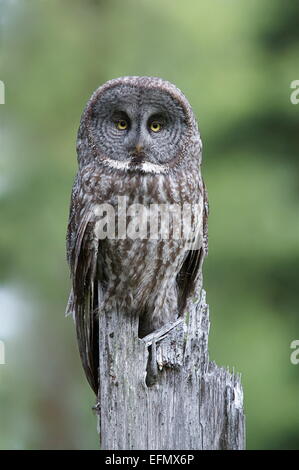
[{"x1": 96, "y1": 276, "x2": 245, "y2": 450}]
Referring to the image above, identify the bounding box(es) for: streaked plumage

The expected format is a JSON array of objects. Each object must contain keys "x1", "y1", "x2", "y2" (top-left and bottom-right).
[{"x1": 66, "y1": 77, "x2": 208, "y2": 394}]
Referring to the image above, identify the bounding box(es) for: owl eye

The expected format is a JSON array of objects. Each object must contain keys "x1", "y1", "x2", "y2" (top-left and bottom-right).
[
  {"x1": 150, "y1": 121, "x2": 162, "y2": 133},
  {"x1": 116, "y1": 119, "x2": 128, "y2": 131}
]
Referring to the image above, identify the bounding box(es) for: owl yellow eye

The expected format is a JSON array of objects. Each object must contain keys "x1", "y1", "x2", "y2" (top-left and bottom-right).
[
  {"x1": 150, "y1": 121, "x2": 162, "y2": 133},
  {"x1": 116, "y1": 119, "x2": 128, "y2": 130}
]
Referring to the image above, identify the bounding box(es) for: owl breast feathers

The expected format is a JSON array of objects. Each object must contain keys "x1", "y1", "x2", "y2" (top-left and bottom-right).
[{"x1": 66, "y1": 76, "x2": 208, "y2": 394}]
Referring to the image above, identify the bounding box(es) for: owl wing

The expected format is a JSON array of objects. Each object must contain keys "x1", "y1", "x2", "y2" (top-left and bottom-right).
[
  {"x1": 66, "y1": 176, "x2": 100, "y2": 395},
  {"x1": 177, "y1": 180, "x2": 209, "y2": 312},
  {"x1": 202, "y1": 179, "x2": 209, "y2": 256}
]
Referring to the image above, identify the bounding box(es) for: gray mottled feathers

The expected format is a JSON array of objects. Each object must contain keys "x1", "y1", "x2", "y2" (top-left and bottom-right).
[{"x1": 66, "y1": 77, "x2": 208, "y2": 394}]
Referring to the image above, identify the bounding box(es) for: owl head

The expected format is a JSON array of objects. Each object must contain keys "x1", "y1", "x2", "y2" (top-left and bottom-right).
[{"x1": 77, "y1": 76, "x2": 202, "y2": 173}]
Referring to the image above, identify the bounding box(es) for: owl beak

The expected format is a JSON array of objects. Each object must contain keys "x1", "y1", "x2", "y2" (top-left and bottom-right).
[
  {"x1": 130, "y1": 137, "x2": 145, "y2": 160},
  {"x1": 135, "y1": 143, "x2": 143, "y2": 154},
  {"x1": 131, "y1": 143, "x2": 145, "y2": 160}
]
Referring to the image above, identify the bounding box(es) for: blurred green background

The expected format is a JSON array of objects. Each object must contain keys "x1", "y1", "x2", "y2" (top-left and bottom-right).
[{"x1": 0, "y1": 0, "x2": 298, "y2": 450}]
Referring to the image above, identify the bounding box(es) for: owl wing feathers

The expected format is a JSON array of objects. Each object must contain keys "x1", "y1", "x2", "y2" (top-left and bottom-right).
[
  {"x1": 202, "y1": 180, "x2": 209, "y2": 257},
  {"x1": 67, "y1": 185, "x2": 99, "y2": 394},
  {"x1": 177, "y1": 180, "x2": 209, "y2": 311}
]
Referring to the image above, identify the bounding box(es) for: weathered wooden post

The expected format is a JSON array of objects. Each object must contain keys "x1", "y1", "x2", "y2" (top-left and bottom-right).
[{"x1": 96, "y1": 274, "x2": 245, "y2": 450}]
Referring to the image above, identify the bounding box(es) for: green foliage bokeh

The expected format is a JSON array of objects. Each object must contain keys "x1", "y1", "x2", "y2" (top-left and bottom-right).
[{"x1": 0, "y1": 0, "x2": 298, "y2": 449}]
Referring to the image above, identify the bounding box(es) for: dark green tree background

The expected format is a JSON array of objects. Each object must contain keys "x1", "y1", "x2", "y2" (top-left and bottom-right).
[{"x1": 0, "y1": 0, "x2": 298, "y2": 449}]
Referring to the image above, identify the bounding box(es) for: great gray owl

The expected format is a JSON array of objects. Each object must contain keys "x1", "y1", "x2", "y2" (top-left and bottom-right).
[{"x1": 66, "y1": 76, "x2": 208, "y2": 394}]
